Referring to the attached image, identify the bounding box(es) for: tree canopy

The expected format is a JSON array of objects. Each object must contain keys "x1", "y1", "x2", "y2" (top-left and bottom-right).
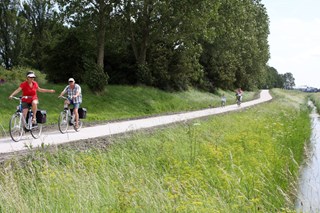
[{"x1": 0, "y1": 0, "x2": 290, "y2": 92}]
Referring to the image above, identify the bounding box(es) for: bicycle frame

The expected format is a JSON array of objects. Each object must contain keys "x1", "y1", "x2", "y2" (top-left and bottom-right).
[
  {"x1": 12, "y1": 97, "x2": 33, "y2": 130},
  {"x1": 9, "y1": 96, "x2": 43, "y2": 142}
]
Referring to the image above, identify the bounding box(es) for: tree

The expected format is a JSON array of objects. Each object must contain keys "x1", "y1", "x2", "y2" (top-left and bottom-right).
[
  {"x1": 0, "y1": 0, "x2": 22, "y2": 69},
  {"x1": 117, "y1": 0, "x2": 213, "y2": 89},
  {"x1": 20, "y1": 0, "x2": 58, "y2": 69},
  {"x1": 264, "y1": 66, "x2": 284, "y2": 89},
  {"x1": 44, "y1": 32, "x2": 85, "y2": 83},
  {"x1": 282, "y1": 72, "x2": 295, "y2": 89},
  {"x1": 56, "y1": 0, "x2": 117, "y2": 69},
  {"x1": 200, "y1": 0, "x2": 270, "y2": 91}
]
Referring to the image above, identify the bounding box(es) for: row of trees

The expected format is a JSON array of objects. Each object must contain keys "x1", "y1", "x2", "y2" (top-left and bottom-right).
[{"x1": 0, "y1": 0, "x2": 293, "y2": 92}]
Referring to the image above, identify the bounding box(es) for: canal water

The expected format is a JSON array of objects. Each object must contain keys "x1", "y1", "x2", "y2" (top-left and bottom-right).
[{"x1": 296, "y1": 102, "x2": 320, "y2": 212}]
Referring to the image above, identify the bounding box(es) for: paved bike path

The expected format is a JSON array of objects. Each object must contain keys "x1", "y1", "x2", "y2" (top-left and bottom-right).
[{"x1": 0, "y1": 90, "x2": 272, "y2": 154}]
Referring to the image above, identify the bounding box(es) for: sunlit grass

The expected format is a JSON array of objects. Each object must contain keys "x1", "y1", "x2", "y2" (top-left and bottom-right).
[{"x1": 0, "y1": 89, "x2": 311, "y2": 212}]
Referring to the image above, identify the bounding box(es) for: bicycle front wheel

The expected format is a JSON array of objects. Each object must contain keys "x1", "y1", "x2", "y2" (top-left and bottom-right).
[
  {"x1": 31, "y1": 123, "x2": 43, "y2": 139},
  {"x1": 9, "y1": 113, "x2": 23, "y2": 142},
  {"x1": 58, "y1": 111, "x2": 69, "y2": 134}
]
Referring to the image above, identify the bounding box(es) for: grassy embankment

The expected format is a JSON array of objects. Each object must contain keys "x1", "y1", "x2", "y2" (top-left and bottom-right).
[
  {"x1": 0, "y1": 82, "x2": 257, "y2": 130},
  {"x1": 0, "y1": 88, "x2": 311, "y2": 212}
]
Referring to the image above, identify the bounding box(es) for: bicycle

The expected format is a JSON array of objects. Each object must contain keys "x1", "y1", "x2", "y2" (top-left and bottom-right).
[
  {"x1": 9, "y1": 96, "x2": 43, "y2": 142},
  {"x1": 58, "y1": 96, "x2": 83, "y2": 133}
]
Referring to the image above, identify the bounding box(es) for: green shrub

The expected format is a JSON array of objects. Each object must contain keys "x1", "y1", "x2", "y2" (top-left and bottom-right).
[
  {"x1": 84, "y1": 59, "x2": 109, "y2": 93},
  {"x1": 0, "y1": 66, "x2": 47, "y2": 85}
]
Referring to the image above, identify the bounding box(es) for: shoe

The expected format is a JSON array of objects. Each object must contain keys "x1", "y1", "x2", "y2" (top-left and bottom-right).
[{"x1": 32, "y1": 118, "x2": 37, "y2": 124}]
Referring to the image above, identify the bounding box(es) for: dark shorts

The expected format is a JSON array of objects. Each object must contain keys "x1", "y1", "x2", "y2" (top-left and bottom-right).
[
  {"x1": 22, "y1": 102, "x2": 32, "y2": 109},
  {"x1": 68, "y1": 98, "x2": 81, "y2": 109}
]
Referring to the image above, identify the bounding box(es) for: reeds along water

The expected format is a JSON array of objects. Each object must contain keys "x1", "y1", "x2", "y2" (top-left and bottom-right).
[{"x1": 296, "y1": 101, "x2": 320, "y2": 213}]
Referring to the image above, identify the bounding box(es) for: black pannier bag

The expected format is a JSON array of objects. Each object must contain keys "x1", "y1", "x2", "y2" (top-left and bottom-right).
[
  {"x1": 36, "y1": 109, "x2": 47, "y2": 123},
  {"x1": 78, "y1": 108, "x2": 87, "y2": 119}
]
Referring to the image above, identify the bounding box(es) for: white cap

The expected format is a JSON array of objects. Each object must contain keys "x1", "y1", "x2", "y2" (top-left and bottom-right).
[
  {"x1": 68, "y1": 78, "x2": 75, "y2": 82},
  {"x1": 27, "y1": 73, "x2": 36, "y2": 78}
]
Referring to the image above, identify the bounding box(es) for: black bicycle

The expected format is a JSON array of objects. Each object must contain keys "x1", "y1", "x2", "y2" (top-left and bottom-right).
[
  {"x1": 58, "y1": 96, "x2": 83, "y2": 133},
  {"x1": 9, "y1": 96, "x2": 43, "y2": 142}
]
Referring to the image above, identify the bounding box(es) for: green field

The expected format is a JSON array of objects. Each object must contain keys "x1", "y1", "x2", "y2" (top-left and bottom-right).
[{"x1": 0, "y1": 86, "x2": 311, "y2": 212}]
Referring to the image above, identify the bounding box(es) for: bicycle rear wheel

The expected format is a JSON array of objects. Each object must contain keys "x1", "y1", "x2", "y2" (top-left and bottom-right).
[
  {"x1": 73, "y1": 119, "x2": 83, "y2": 132},
  {"x1": 9, "y1": 113, "x2": 23, "y2": 142},
  {"x1": 58, "y1": 111, "x2": 69, "y2": 134},
  {"x1": 31, "y1": 123, "x2": 43, "y2": 139}
]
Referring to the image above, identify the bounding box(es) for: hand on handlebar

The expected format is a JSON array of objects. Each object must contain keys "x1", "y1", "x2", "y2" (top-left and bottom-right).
[
  {"x1": 58, "y1": 95, "x2": 68, "y2": 100},
  {"x1": 9, "y1": 96, "x2": 21, "y2": 100}
]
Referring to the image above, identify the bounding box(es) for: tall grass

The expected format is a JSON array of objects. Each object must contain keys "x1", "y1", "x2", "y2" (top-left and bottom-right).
[{"x1": 0, "y1": 89, "x2": 311, "y2": 212}]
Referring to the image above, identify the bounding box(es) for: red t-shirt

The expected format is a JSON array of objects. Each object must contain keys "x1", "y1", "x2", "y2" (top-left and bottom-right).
[{"x1": 20, "y1": 81, "x2": 39, "y2": 103}]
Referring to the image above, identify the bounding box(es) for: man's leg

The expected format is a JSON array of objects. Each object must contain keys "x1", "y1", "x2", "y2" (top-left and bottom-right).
[
  {"x1": 73, "y1": 108, "x2": 79, "y2": 128},
  {"x1": 73, "y1": 102, "x2": 81, "y2": 128}
]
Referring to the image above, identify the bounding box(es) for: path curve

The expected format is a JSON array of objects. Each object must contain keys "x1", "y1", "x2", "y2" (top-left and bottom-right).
[{"x1": 0, "y1": 90, "x2": 272, "y2": 154}]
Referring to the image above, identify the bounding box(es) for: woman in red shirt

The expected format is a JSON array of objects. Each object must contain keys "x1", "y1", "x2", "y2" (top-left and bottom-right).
[{"x1": 9, "y1": 71, "x2": 55, "y2": 124}]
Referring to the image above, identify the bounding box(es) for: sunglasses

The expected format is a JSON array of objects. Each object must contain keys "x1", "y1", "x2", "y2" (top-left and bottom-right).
[{"x1": 69, "y1": 81, "x2": 74, "y2": 83}]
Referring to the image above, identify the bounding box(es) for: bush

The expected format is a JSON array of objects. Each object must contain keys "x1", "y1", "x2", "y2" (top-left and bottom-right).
[
  {"x1": 84, "y1": 59, "x2": 109, "y2": 93},
  {"x1": 0, "y1": 66, "x2": 47, "y2": 85}
]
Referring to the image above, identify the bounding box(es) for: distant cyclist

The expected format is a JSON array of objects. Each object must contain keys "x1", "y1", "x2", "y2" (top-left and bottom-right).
[
  {"x1": 235, "y1": 88, "x2": 243, "y2": 105},
  {"x1": 58, "y1": 78, "x2": 82, "y2": 129},
  {"x1": 221, "y1": 94, "x2": 226, "y2": 107},
  {"x1": 9, "y1": 71, "x2": 55, "y2": 124}
]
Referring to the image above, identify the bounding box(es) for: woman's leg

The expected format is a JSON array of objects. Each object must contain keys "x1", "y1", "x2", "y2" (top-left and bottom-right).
[{"x1": 31, "y1": 100, "x2": 39, "y2": 123}]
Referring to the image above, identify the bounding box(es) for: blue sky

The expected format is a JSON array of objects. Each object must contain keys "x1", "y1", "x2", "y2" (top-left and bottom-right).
[{"x1": 262, "y1": 0, "x2": 320, "y2": 88}]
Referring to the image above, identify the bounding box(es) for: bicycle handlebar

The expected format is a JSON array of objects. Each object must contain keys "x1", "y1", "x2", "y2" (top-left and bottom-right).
[
  {"x1": 58, "y1": 96, "x2": 68, "y2": 100},
  {"x1": 11, "y1": 96, "x2": 32, "y2": 100}
]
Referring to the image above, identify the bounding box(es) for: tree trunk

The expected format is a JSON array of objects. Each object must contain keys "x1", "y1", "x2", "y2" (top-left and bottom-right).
[{"x1": 97, "y1": 0, "x2": 107, "y2": 68}]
